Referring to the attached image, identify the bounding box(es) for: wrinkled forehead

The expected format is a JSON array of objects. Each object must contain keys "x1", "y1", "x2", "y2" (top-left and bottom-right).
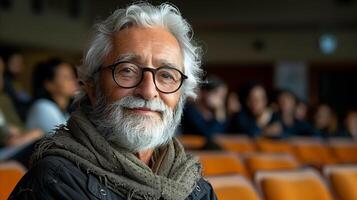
[{"x1": 107, "y1": 26, "x2": 184, "y2": 70}]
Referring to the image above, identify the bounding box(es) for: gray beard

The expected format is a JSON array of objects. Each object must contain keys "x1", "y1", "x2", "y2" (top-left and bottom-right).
[{"x1": 88, "y1": 93, "x2": 185, "y2": 152}]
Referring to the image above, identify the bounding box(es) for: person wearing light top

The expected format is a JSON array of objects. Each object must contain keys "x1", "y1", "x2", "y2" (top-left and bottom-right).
[{"x1": 26, "y1": 58, "x2": 78, "y2": 134}]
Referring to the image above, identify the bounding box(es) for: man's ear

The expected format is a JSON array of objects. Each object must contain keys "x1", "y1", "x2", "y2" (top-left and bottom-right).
[{"x1": 83, "y1": 80, "x2": 96, "y2": 105}]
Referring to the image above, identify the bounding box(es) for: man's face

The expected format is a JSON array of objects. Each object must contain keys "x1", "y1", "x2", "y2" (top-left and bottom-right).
[
  {"x1": 86, "y1": 26, "x2": 185, "y2": 151},
  {"x1": 94, "y1": 26, "x2": 183, "y2": 113}
]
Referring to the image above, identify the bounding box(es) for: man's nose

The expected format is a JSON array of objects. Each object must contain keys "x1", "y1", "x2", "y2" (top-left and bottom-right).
[{"x1": 133, "y1": 71, "x2": 159, "y2": 100}]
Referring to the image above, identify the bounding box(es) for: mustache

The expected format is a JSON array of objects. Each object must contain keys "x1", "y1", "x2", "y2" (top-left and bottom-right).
[{"x1": 114, "y1": 96, "x2": 169, "y2": 113}]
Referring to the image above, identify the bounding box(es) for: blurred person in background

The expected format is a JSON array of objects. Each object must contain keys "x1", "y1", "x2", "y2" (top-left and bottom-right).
[
  {"x1": 295, "y1": 100, "x2": 309, "y2": 121},
  {"x1": 342, "y1": 109, "x2": 357, "y2": 140},
  {"x1": 226, "y1": 91, "x2": 241, "y2": 117},
  {"x1": 228, "y1": 82, "x2": 277, "y2": 137},
  {"x1": 312, "y1": 104, "x2": 339, "y2": 138},
  {"x1": 0, "y1": 56, "x2": 43, "y2": 166},
  {"x1": 26, "y1": 58, "x2": 78, "y2": 134},
  {"x1": 181, "y1": 75, "x2": 228, "y2": 139},
  {"x1": 2, "y1": 50, "x2": 31, "y2": 120},
  {"x1": 273, "y1": 89, "x2": 314, "y2": 138}
]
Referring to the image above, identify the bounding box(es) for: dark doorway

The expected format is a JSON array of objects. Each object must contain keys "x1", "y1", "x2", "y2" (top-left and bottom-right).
[{"x1": 310, "y1": 62, "x2": 357, "y2": 118}]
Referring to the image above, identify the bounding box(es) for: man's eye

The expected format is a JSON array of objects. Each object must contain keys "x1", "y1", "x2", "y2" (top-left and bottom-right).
[
  {"x1": 121, "y1": 68, "x2": 133, "y2": 73},
  {"x1": 116, "y1": 66, "x2": 138, "y2": 77},
  {"x1": 160, "y1": 72, "x2": 174, "y2": 80}
]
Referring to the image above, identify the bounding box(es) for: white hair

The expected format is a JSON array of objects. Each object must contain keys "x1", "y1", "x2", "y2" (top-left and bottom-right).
[
  {"x1": 76, "y1": 2, "x2": 203, "y2": 102},
  {"x1": 88, "y1": 93, "x2": 185, "y2": 152}
]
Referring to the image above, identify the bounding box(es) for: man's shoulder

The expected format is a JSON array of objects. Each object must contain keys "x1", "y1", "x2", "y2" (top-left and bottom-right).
[
  {"x1": 187, "y1": 178, "x2": 217, "y2": 200},
  {"x1": 9, "y1": 156, "x2": 89, "y2": 200},
  {"x1": 30, "y1": 155, "x2": 79, "y2": 177}
]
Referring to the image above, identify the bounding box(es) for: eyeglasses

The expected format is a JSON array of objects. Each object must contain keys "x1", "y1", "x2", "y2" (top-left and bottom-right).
[{"x1": 97, "y1": 61, "x2": 188, "y2": 94}]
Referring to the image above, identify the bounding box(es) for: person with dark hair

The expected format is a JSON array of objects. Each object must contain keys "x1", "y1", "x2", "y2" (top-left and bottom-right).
[
  {"x1": 2, "y1": 50, "x2": 31, "y2": 120},
  {"x1": 312, "y1": 104, "x2": 339, "y2": 138},
  {"x1": 341, "y1": 109, "x2": 357, "y2": 140},
  {"x1": 295, "y1": 100, "x2": 309, "y2": 121},
  {"x1": 273, "y1": 89, "x2": 314, "y2": 138},
  {"x1": 229, "y1": 82, "x2": 277, "y2": 137},
  {"x1": 181, "y1": 75, "x2": 228, "y2": 139},
  {"x1": 0, "y1": 56, "x2": 43, "y2": 166},
  {"x1": 26, "y1": 58, "x2": 78, "y2": 134}
]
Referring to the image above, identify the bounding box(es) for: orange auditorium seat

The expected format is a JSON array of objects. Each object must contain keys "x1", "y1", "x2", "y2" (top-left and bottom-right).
[
  {"x1": 291, "y1": 137, "x2": 336, "y2": 167},
  {"x1": 255, "y1": 168, "x2": 334, "y2": 200},
  {"x1": 207, "y1": 175, "x2": 261, "y2": 200},
  {"x1": 324, "y1": 165, "x2": 357, "y2": 200},
  {"x1": 256, "y1": 138, "x2": 295, "y2": 155},
  {"x1": 192, "y1": 151, "x2": 249, "y2": 177},
  {"x1": 214, "y1": 135, "x2": 257, "y2": 153},
  {"x1": 328, "y1": 138, "x2": 357, "y2": 163},
  {"x1": 0, "y1": 161, "x2": 26, "y2": 200},
  {"x1": 244, "y1": 153, "x2": 300, "y2": 176},
  {"x1": 177, "y1": 134, "x2": 206, "y2": 150}
]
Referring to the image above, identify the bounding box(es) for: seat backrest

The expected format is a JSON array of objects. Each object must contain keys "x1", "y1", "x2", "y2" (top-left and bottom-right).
[
  {"x1": 256, "y1": 139, "x2": 295, "y2": 155},
  {"x1": 324, "y1": 165, "x2": 357, "y2": 200},
  {"x1": 0, "y1": 161, "x2": 26, "y2": 200},
  {"x1": 245, "y1": 153, "x2": 300, "y2": 176},
  {"x1": 192, "y1": 151, "x2": 249, "y2": 177},
  {"x1": 328, "y1": 139, "x2": 357, "y2": 163},
  {"x1": 291, "y1": 137, "x2": 336, "y2": 167},
  {"x1": 177, "y1": 134, "x2": 206, "y2": 150},
  {"x1": 207, "y1": 175, "x2": 261, "y2": 200},
  {"x1": 214, "y1": 135, "x2": 257, "y2": 153},
  {"x1": 255, "y1": 168, "x2": 334, "y2": 200}
]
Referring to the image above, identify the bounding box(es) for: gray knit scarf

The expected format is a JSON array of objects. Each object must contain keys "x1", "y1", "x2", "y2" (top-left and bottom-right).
[{"x1": 32, "y1": 109, "x2": 202, "y2": 200}]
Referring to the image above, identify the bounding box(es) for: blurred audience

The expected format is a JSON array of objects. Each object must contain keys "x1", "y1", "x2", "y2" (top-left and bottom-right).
[
  {"x1": 272, "y1": 89, "x2": 314, "y2": 138},
  {"x1": 295, "y1": 100, "x2": 308, "y2": 121},
  {"x1": 228, "y1": 83, "x2": 276, "y2": 137},
  {"x1": 26, "y1": 58, "x2": 78, "y2": 134},
  {"x1": 226, "y1": 92, "x2": 241, "y2": 117},
  {"x1": 181, "y1": 76, "x2": 228, "y2": 139},
  {"x1": 312, "y1": 104, "x2": 339, "y2": 138},
  {"x1": 0, "y1": 56, "x2": 43, "y2": 166},
  {"x1": 343, "y1": 109, "x2": 357, "y2": 140},
  {"x1": 2, "y1": 50, "x2": 31, "y2": 120}
]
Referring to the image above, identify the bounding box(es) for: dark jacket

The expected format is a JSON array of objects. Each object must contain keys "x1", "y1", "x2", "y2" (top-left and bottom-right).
[
  {"x1": 228, "y1": 110, "x2": 277, "y2": 138},
  {"x1": 181, "y1": 104, "x2": 227, "y2": 139},
  {"x1": 10, "y1": 156, "x2": 217, "y2": 200}
]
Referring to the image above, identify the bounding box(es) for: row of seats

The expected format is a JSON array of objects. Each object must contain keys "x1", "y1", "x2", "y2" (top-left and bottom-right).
[
  {"x1": 180, "y1": 135, "x2": 357, "y2": 199},
  {"x1": 2, "y1": 160, "x2": 356, "y2": 200},
  {"x1": 179, "y1": 134, "x2": 357, "y2": 166},
  {"x1": 207, "y1": 166, "x2": 357, "y2": 200}
]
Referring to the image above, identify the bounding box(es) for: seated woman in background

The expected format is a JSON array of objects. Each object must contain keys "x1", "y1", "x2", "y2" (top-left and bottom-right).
[
  {"x1": 2, "y1": 50, "x2": 31, "y2": 120},
  {"x1": 313, "y1": 104, "x2": 339, "y2": 138},
  {"x1": 272, "y1": 89, "x2": 314, "y2": 138},
  {"x1": 181, "y1": 75, "x2": 228, "y2": 139},
  {"x1": 0, "y1": 56, "x2": 43, "y2": 166},
  {"x1": 229, "y1": 82, "x2": 277, "y2": 138},
  {"x1": 26, "y1": 58, "x2": 78, "y2": 134},
  {"x1": 342, "y1": 109, "x2": 357, "y2": 140}
]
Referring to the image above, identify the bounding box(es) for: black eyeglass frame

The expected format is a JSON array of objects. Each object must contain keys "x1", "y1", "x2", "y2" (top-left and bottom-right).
[{"x1": 96, "y1": 61, "x2": 188, "y2": 94}]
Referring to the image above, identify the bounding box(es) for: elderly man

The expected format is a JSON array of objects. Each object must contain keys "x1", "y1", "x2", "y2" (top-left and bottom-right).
[{"x1": 10, "y1": 3, "x2": 217, "y2": 200}]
